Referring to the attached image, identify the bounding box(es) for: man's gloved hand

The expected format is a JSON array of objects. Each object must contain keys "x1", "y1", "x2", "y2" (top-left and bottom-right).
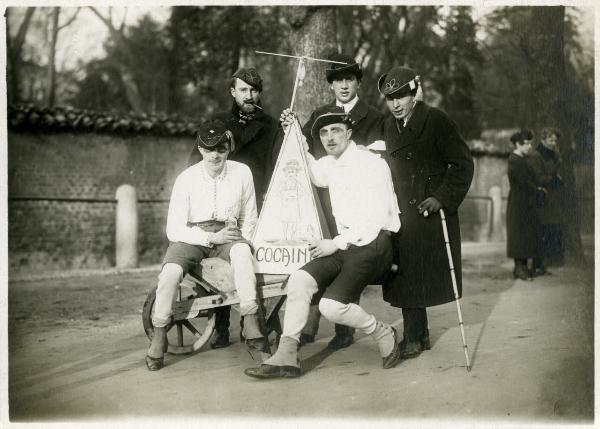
[
  {"x1": 417, "y1": 197, "x2": 442, "y2": 217},
  {"x1": 210, "y1": 226, "x2": 242, "y2": 245}
]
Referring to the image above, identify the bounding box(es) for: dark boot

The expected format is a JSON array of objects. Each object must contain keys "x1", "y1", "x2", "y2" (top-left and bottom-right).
[
  {"x1": 513, "y1": 259, "x2": 530, "y2": 281},
  {"x1": 327, "y1": 324, "x2": 355, "y2": 350},
  {"x1": 211, "y1": 306, "x2": 231, "y2": 349}
]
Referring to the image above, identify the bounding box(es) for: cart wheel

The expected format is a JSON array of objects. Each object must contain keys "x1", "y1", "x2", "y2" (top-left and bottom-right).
[{"x1": 142, "y1": 278, "x2": 216, "y2": 355}]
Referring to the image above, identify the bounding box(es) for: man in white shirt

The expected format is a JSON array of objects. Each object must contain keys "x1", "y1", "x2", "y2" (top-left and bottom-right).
[
  {"x1": 146, "y1": 120, "x2": 263, "y2": 371},
  {"x1": 280, "y1": 53, "x2": 385, "y2": 350},
  {"x1": 245, "y1": 107, "x2": 403, "y2": 379}
]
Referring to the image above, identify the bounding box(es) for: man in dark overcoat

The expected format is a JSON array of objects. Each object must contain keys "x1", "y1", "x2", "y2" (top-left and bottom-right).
[
  {"x1": 280, "y1": 53, "x2": 384, "y2": 350},
  {"x1": 188, "y1": 67, "x2": 283, "y2": 349},
  {"x1": 378, "y1": 66, "x2": 474, "y2": 359}
]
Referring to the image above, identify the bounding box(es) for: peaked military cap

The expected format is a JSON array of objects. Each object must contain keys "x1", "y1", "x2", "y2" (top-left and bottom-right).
[
  {"x1": 325, "y1": 53, "x2": 363, "y2": 83},
  {"x1": 232, "y1": 67, "x2": 263, "y2": 92},
  {"x1": 378, "y1": 66, "x2": 420, "y2": 97},
  {"x1": 196, "y1": 120, "x2": 234, "y2": 151},
  {"x1": 310, "y1": 105, "x2": 352, "y2": 140}
]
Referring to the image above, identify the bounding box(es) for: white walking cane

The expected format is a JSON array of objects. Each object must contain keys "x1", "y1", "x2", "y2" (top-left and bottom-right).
[{"x1": 439, "y1": 208, "x2": 472, "y2": 372}]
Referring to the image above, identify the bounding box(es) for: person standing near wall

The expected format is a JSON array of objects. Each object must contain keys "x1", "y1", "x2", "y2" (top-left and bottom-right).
[
  {"x1": 506, "y1": 130, "x2": 541, "y2": 280},
  {"x1": 187, "y1": 67, "x2": 283, "y2": 349},
  {"x1": 378, "y1": 66, "x2": 474, "y2": 359},
  {"x1": 529, "y1": 128, "x2": 565, "y2": 274},
  {"x1": 279, "y1": 53, "x2": 385, "y2": 350}
]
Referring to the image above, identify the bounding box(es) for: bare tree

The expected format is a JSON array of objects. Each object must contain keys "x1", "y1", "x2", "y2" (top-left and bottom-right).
[
  {"x1": 89, "y1": 6, "x2": 144, "y2": 112},
  {"x1": 7, "y1": 7, "x2": 36, "y2": 104}
]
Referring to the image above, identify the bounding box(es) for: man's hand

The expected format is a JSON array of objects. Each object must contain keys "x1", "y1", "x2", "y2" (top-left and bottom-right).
[
  {"x1": 309, "y1": 239, "x2": 338, "y2": 259},
  {"x1": 211, "y1": 226, "x2": 242, "y2": 245},
  {"x1": 280, "y1": 108, "x2": 296, "y2": 130},
  {"x1": 418, "y1": 197, "x2": 442, "y2": 217}
]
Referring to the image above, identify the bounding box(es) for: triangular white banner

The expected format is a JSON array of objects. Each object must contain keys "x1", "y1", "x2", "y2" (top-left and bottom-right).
[{"x1": 252, "y1": 119, "x2": 324, "y2": 274}]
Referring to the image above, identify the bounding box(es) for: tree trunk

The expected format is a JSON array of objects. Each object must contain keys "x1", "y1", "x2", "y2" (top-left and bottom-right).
[
  {"x1": 285, "y1": 6, "x2": 338, "y2": 123},
  {"x1": 528, "y1": 6, "x2": 584, "y2": 263},
  {"x1": 7, "y1": 7, "x2": 36, "y2": 104},
  {"x1": 46, "y1": 7, "x2": 60, "y2": 107}
]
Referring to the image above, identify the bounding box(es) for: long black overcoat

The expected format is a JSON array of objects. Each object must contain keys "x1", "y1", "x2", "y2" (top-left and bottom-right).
[
  {"x1": 302, "y1": 98, "x2": 384, "y2": 236},
  {"x1": 506, "y1": 153, "x2": 542, "y2": 259},
  {"x1": 188, "y1": 103, "x2": 283, "y2": 209},
  {"x1": 382, "y1": 101, "x2": 474, "y2": 308},
  {"x1": 528, "y1": 144, "x2": 564, "y2": 225}
]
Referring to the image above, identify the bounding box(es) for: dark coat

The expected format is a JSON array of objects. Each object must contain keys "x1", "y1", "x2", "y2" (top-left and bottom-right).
[
  {"x1": 381, "y1": 102, "x2": 474, "y2": 308},
  {"x1": 301, "y1": 98, "x2": 385, "y2": 237},
  {"x1": 528, "y1": 144, "x2": 564, "y2": 225},
  {"x1": 506, "y1": 153, "x2": 542, "y2": 259},
  {"x1": 188, "y1": 103, "x2": 283, "y2": 209}
]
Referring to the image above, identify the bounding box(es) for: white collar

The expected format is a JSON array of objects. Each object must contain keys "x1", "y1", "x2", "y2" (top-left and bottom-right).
[
  {"x1": 201, "y1": 160, "x2": 228, "y2": 181},
  {"x1": 336, "y1": 96, "x2": 359, "y2": 113}
]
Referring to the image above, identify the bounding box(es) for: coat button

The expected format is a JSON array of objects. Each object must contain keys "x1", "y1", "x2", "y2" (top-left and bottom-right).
[
  {"x1": 406, "y1": 152, "x2": 413, "y2": 160},
  {"x1": 409, "y1": 198, "x2": 417, "y2": 205}
]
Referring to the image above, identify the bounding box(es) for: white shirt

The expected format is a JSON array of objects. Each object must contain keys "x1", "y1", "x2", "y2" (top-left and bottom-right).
[
  {"x1": 336, "y1": 96, "x2": 359, "y2": 113},
  {"x1": 165, "y1": 160, "x2": 258, "y2": 247},
  {"x1": 306, "y1": 141, "x2": 401, "y2": 250}
]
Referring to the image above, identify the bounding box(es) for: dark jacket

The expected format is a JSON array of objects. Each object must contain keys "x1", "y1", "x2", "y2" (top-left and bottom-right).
[
  {"x1": 506, "y1": 153, "x2": 542, "y2": 259},
  {"x1": 188, "y1": 103, "x2": 283, "y2": 210},
  {"x1": 302, "y1": 98, "x2": 385, "y2": 158},
  {"x1": 301, "y1": 98, "x2": 385, "y2": 237},
  {"x1": 381, "y1": 101, "x2": 474, "y2": 308},
  {"x1": 528, "y1": 144, "x2": 564, "y2": 225}
]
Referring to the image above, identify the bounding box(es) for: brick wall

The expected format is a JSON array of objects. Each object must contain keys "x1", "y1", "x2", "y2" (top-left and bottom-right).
[{"x1": 8, "y1": 131, "x2": 193, "y2": 274}]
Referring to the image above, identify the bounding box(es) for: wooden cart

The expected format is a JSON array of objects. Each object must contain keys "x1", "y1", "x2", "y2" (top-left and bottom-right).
[{"x1": 141, "y1": 258, "x2": 289, "y2": 355}]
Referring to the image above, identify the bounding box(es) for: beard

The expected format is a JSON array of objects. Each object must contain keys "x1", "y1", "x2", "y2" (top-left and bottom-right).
[{"x1": 237, "y1": 100, "x2": 257, "y2": 113}]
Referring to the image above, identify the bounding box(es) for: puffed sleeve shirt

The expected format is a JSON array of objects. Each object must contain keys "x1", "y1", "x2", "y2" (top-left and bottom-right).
[
  {"x1": 305, "y1": 141, "x2": 401, "y2": 250},
  {"x1": 166, "y1": 160, "x2": 258, "y2": 246}
]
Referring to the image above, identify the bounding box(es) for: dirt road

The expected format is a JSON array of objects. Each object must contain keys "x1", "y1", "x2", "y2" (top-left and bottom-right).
[{"x1": 6, "y1": 242, "x2": 594, "y2": 425}]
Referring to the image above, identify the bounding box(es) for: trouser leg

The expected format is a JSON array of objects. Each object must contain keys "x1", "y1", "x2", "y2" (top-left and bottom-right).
[
  {"x1": 319, "y1": 298, "x2": 395, "y2": 358},
  {"x1": 214, "y1": 306, "x2": 231, "y2": 333},
  {"x1": 263, "y1": 270, "x2": 318, "y2": 367},
  {"x1": 152, "y1": 263, "x2": 184, "y2": 327},
  {"x1": 401, "y1": 307, "x2": 428, "y2": 343},
  {"x1": 229, "y1": 243, "x2": 263, "y2": 340}
]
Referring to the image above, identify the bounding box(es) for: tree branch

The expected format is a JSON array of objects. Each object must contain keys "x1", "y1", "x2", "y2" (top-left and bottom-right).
[{"x1": 57, "y1": 8, "x2": 80, "y2": 31}]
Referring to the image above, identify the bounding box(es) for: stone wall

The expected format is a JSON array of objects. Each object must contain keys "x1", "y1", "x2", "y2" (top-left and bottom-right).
[{"x1": 8, "y1": 131, "x2": 193, "y2": 274}]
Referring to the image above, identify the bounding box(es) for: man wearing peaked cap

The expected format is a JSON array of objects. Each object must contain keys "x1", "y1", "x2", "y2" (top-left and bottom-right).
[
  {"x1": 146, "y1": 120, "x2": 265, "y2": 371},
  {"x1": 188, "y1": 68, "x2": 284, "y2": 349},
  {"x1": 378, "y1": 66, "x2": 474, "y2": 360},
  {"x1": 245, "y1": 106, "x2": 402, "y2": 379},
  {"x1": 280, "y1": 53, "x2": 385, "y2": 351}
]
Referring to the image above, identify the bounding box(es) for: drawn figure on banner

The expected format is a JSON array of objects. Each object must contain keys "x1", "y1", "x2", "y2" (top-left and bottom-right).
[{"x1": 277, "y1": 159, "x2": 308, "y2": 241}]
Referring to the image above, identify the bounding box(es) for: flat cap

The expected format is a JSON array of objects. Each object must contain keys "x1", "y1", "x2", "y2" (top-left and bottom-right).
[{"x1": 232, "y1": 67, "x2": 263, "y2": 92}]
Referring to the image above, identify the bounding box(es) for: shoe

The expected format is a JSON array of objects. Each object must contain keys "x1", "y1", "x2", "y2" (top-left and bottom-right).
[
  {"x1": 382, "y1": 328, "x2": 403, "y2": 369},
  {"x1": 246, "y1": 337, "x2": 268, "y2": 353},
  {"x1": 327, "y1": 334, "x2": 354, "y2": 350},
  {"x1": 513, "y1": 265, "x2": 531, "y2": 281},
  {"x1": 145, "y1": 355, "x2": 164, "y2": 371},
  {"x1": 211, "y1": 331, "x2": 231, "y2": 349},
  {"x1": 299, "y1": 333, "x2": 315, "y2": 346},
  {"x1": 400, "y1": 338, "x2": 423, "y2": 359},
  {"x1": 244, "y1": 364, "x2": 301, "y2": 379},
  {"x1": 533, "y1": 267, "x2": 551, "y2": 277}
]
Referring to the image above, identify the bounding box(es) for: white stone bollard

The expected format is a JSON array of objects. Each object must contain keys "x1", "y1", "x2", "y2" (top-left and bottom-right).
[
  {"x1": 489, "y1": 186, "x2": 504, "y2": 241},
  {"x1": 115, "y1": 184, "x2": 139, "y2": 268}
]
